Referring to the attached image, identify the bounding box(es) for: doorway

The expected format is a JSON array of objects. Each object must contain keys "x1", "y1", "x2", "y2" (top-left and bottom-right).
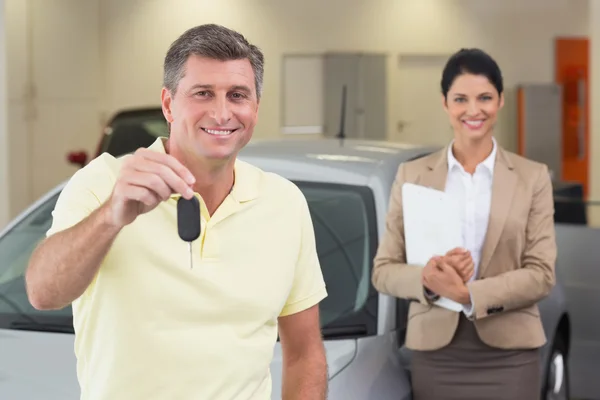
[{"x1": 394, "y1": 54, "x2": 452, "y2": 146}]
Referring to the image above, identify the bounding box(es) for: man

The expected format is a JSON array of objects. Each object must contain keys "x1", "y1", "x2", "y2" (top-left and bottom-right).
[{"x1": 25, "y1": 24, "x2": 328, "y2": 400}]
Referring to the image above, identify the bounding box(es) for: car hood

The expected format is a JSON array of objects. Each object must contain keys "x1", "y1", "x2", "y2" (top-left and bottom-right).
[
  {"x1": 0, "y1": 329, "x2": 80, "y2": 400},
  {"x1": 0, "y1": 330, "x2": 356, "y2": 399}
]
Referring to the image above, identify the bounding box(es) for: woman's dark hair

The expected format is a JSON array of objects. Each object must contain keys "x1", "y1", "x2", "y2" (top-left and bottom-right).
[{"x1": 440, "y1": 48, "x2": 503, "y2": 99}]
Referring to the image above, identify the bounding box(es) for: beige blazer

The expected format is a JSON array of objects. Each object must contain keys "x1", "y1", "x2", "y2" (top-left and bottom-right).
[{"x1": 372, "y1": 144, "x2": 557, "y2": 351}]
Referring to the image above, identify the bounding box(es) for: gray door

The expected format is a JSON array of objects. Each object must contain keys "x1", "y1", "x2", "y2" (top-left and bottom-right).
[{"x1": 323, "y1": 53, "x2": 387, "y2": 140}]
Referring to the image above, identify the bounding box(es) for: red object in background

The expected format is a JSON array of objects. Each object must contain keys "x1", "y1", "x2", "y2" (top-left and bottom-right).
[
  {"x1": 65, "y1": 107, "x2": 168, "y2": 169},
  {"x1": 66, "y1": 151, "x2": 88, "y2": 167},
  {"x1": 555, "y1": 37, "x2": 589, "y2": 198}
]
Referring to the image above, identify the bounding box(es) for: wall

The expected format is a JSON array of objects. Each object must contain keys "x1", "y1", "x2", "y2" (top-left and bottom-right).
[
  {"x1": 5, "y1": 0, "x2": 101, "y2": 220},
  {"x1": 2, "y1": 0, "x2": 591, "y2": 222},
  {"x1": 0, "y1": 0, "x2": 8, "y2": 228},
  {"x1": 99, "y1": 0, "x2": 589, "y2": 148},
  {"x1": 5, "y1": 0, "x2": 29, "y2": 222}
]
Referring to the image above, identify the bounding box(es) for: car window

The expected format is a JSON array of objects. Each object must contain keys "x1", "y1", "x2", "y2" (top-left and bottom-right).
[
  {"x1": 0, "y1": 192, "x2": 73, "y2": 333},
  {"x1": 0, "y1": 182, "x2": 379, "y2": 338},
  {"x1": 295, "y1": 182, "x2": 379, "y2": 338},
  {"x1": 99, "y1": 113, "x2": 169, "y2": 158}
]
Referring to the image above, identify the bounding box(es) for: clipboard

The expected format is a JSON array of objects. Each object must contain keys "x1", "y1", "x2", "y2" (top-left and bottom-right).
[{"x1": 401, "y1": 182, "x2": 464, "y2": 312}]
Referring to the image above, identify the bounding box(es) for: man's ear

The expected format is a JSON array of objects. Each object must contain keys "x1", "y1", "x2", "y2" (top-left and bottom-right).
[{"x1": 161, "y1": 87, "x2": 174, "y2": 123}]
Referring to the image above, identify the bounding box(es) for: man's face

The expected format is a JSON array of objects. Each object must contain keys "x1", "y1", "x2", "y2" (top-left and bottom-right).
[{"x1": 161, "y1": 55, "x2": 259, "y2": 164}]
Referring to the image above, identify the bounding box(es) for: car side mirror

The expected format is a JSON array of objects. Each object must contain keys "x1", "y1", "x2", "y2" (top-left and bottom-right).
[{"x1": 67, "y1": 151, "x2": 88, "y2": 168}]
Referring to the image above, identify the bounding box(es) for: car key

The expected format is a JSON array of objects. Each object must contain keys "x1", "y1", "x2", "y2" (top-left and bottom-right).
[{"x1": 177, "y1": 196, "x2": 201, "y2": 269}]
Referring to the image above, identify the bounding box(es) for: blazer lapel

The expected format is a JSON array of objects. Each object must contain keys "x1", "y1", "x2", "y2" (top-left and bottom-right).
[
  {"x1": 418, "y1": 146, "x2": 449, "y2": 191},
  {"x1": 477, "y1": 148, "x2": 518, "y2": 278}
]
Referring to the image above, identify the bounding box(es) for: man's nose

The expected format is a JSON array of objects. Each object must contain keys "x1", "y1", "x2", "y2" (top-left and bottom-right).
[{"x1": 209, "y1": 96, "x2": 232, "y2": 125}]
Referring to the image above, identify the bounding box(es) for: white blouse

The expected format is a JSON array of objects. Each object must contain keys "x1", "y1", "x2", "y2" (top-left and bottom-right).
[{"x1": 445, "y1": 138, "x2": 497, "y2": 316}]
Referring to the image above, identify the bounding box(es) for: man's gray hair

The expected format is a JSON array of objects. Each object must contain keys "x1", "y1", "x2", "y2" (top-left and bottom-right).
[{"x1": 163, "y1": 24, "x2": 265, "y2": 99}]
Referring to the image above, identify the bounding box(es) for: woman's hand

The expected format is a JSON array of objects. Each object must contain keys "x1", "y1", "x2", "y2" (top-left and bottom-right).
[
  {"x1": 444, "y1": 247, "x2": 475, "y2": 283},
  {"x1": 422, "y1": 256, "x2": 471, "y2": 304}
]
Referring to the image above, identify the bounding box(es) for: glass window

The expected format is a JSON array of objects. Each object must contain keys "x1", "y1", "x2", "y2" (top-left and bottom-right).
[
  {"x1": 295, "y1": 182, "x2": 379, "y2": 338},
  {"x1": 0, "y1": 192, "x2": 73, "y2": 333},
  {"x1": 0, "y1": 182, "x2": 380, "y2": 338},
  {"x1": 99, "y1": 110, "x2": 169, "y2": 158}
]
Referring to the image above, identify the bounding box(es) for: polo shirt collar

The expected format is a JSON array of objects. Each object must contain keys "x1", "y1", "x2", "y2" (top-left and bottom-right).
[{"x1": 147, "y1": 137, "x2": 260, "y2": 203}]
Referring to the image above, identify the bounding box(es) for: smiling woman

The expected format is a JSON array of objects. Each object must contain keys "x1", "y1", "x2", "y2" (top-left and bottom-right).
[
  {"x1": 372, "y1": 48, "x2": 557, "y2": 400},
  {"x1": 440, "y1": 48, "x2": 505, "y2": 173}
]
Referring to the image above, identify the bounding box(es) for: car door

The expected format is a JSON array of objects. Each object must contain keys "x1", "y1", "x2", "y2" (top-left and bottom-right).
[
  {"x1": 554, "y1": 221, "x2": 600, "y2": 399},
  {"x1": 0, "y1": 190, "x2": 79, "y2": 400}
]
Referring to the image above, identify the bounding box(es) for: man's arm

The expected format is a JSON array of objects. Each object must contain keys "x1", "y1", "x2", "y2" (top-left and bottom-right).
[
  {"x1": 278, "y1": 186, "x2": 328, "y2": 399},
  {"x1": 26, "y1": 203, "x2": 120, "y2": 310},
  {"x1": 278, "y1": 305, "x2": 327, "y2": 400},
  {"x1": 26, "y1": 149, "x2": 195, "y2": 310}
]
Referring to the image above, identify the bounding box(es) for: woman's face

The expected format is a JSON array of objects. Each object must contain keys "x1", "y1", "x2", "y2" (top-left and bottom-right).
[{"x1": 442, "y1": 73, "x2": 504, "y2": 143}]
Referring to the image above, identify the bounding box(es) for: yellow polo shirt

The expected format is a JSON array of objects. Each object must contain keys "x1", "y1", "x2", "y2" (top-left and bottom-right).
[{"x1": 46, "y1": 138, "x2": 327, "y2": 400}]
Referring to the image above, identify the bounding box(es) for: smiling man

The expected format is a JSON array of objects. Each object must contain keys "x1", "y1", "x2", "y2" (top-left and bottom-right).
[{"x1": 25, "y1": 24, "x2": 328, "y2": 400}]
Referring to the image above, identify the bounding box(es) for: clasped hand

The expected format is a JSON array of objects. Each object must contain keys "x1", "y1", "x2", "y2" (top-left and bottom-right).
[{"x1": 422, "y1": 247, "x2": 474, "y2": 305}]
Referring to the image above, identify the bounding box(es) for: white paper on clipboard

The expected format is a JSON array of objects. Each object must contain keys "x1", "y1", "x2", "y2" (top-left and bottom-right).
[{"x1": 402, "y1": 182, "x2": 464, "y2": 312}]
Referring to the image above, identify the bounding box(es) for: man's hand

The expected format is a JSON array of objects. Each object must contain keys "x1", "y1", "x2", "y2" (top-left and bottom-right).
[
  {"x1": 443, "y1": 247, "x2": 475, "y2": 283},
  {"x1": 106, "y1": 148, "x2": 196, "y2": 228},
  {"x1": 422, "y1": 256, "x2": 470, "y2": 304}
]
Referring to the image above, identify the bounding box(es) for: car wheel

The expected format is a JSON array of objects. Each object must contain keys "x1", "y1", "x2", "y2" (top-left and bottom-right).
[{"x1": 542, "y1": 334, "x2": 569, "y2": 400}]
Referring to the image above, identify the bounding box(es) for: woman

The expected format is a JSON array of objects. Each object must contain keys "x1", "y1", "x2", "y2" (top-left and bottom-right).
[{"x1": 372, "y1": 48, "x2": 557, "y2": 399}]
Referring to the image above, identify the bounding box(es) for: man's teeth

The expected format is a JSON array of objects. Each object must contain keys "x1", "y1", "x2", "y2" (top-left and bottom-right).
[{"x1": 205, "y1": 129, "x2": 233, "y2": 135}]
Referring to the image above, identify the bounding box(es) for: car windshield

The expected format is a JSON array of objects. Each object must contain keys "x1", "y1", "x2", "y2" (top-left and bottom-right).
[
  {"x1": 0, "y1": 192, "x2": 73, "y2": 333},
  {"x1": 295, "y1": 181, "x2": 378, "y2": 337},
  {"x1": 0, "y1": 182, "x2": 378, "y2": 338},
  {"x1": 99, "y1": 110, "x2": 169, "y2": 158}
]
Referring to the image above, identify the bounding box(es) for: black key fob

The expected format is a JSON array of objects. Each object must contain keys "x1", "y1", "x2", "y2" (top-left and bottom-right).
[{"x1": 177, "y1": 196, "x2": 201, "y2": 242}]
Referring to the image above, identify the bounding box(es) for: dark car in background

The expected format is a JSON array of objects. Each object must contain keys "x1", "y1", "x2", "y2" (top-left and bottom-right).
[{"x1": 66, "y1": 107, "x2": 168, "y2": 168}]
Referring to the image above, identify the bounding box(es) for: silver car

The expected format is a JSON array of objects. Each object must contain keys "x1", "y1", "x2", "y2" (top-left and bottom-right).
[{"x1": 0, "y1": 138, "x2": 576, "y2": 399}]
